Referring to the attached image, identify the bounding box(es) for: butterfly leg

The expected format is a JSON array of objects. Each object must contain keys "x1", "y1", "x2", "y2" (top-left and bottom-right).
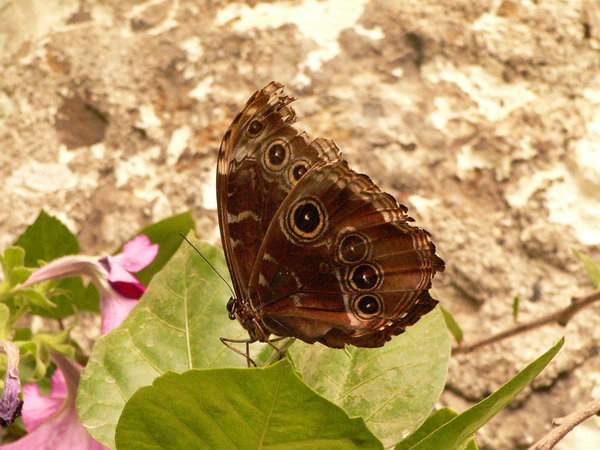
[{"x1": 220, "y1": 337, "x2": 257, "y2": 367}]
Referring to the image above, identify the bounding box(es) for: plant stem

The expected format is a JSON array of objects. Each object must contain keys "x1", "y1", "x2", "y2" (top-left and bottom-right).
[
  {"x1": 263, "y1": 337, "x2": 296, "y2": 366},
  {"x1": 528, "y1": 398, "x2": 600, "y2": 450},
  {"x1": 452, "y1": 289, "x2": 600, "y2": 354}
]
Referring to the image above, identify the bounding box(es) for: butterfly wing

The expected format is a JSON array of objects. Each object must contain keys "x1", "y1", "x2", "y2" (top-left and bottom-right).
[
  {"x1": 248, "y1": 160, "x2": 445, "y2": 348},
  {"x1": 217, "y1": 82, "x2": 340, "y2": 298}
]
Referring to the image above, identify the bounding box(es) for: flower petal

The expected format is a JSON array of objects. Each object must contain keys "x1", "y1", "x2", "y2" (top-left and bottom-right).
[
  {"x1": 105, "y1": 265, "x2": 146, "y2": 299},
  {"x1": 100, "y1": 292, "x2": 139, "y2": 335},
  {"x1": 0, "y1": 406, "x2": 107, "y2": 450},
  {"x1": 109, "y1": 235, "x2": 158, "y2": 273},
  {"x1": 0, "y1": 354, "x2": 107, "y2": 450},
  {"x1": 20, "y1": 383, "x2": 63, "y2": 432},
  {"x1": 20, "y1": 256, "x2": 102, "y2": 288}
]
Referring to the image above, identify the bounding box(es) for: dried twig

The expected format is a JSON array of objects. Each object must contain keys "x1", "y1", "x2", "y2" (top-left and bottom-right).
[
  {"x1": 452, "y1": 290, "x2": 600, "y2": 354},
  {"x1": 528, "y1": 398, "x2": 600, "y2": 450}
]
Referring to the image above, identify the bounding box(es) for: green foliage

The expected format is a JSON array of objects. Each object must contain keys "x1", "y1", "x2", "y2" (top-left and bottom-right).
[
  {"x1": 288, "y1": 308, "x2": 450, "y2": 447},
  {"x1": 0, "y1": 303, "x2": 10, "y2": 339},
  {"x1": 396, "y1": 408, "x2": 478, "y2": 450},
  {"x1": 512, "y1": 295, "x2": 520, "y2": 321},
  {"x1": 440, "y1": 305, "x2": 463, "y2": 343},
  {"x1": 115, "y1": 360, "x2": 383, "y2": 450},
  {"x1": 13, "y1": 210, "x2": 85, "y2": 318},
  {"x1": 78, "y1": 237, "x2": 450, "y2": 449},
  {"x1": 0, "y1": 210, "x2": 569, "y2": 449},
  {"x1": 573, "y1": 249, "x2": 600, "y2": 289},
  {"x1": 14, "y1": 210, "x2": 79, "y2": 266},
  {"x1": 78, "y1": 235, "x2": 245, "y2": 448},
  {"x1": 0, "y1": 247, "x2": 30, "y2": 287},
  {"x1": 14, "y1": 328, "x2": 74, "y2": 382},
  {"x1": 397, "y1": 338, "x2": 564, "y2": 450}
]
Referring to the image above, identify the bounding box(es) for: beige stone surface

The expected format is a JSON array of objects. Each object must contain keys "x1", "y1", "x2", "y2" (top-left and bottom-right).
[{"x1": 1, "y1": 0, "x2": 600, "y2": 448}]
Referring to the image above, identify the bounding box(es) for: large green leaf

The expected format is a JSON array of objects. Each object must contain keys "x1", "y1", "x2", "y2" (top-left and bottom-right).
[
  {"x1": 14, "y1": 210, "x2": 85, "y2": 318},
  {"x1": 78, "y1": 236, "x2": 247, "y2": 449},
  {"x1": 119, "y1": 211, "x2": 195, "y2": 285},
  {"x1": 288, "y1": 307, "x2": 450, "y2": 447},
  {"x1": 403, "y1": 338, "x2": 564, "y2": 450},
  {"x1": 115, "y1": 360, "x2": 383, "y2": 450}
]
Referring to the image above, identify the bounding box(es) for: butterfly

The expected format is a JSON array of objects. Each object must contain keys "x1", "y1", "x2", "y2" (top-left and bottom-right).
[{"x1": 217, "y1": 82, "x2": 444, "y2": 360}]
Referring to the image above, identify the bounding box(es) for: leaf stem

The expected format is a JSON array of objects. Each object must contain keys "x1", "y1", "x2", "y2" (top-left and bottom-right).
[
  {"x1": 263, "y1": 338, "x2": 296, "y2": 366},
  {"x1": 527, "y1": 398, "x2": 600, "y2": 450},
  {"x1": 452, "y1": 289, "x2": 600, "y2": 354}
]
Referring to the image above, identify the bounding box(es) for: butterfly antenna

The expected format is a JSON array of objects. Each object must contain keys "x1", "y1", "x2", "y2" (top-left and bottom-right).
[{"x1": 179, "y1": 234, "x2": 236, "y2": 298}]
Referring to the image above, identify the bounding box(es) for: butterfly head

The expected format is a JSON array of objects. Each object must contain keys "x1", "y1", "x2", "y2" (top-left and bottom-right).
[{"x1": 226, "y1": 296, "x2": 237, "y2": 320}]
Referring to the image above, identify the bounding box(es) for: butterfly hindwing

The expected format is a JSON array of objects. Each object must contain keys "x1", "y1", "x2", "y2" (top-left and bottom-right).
[{"x1": 247, "y1": 160, "x2": 444, "y2": 347}]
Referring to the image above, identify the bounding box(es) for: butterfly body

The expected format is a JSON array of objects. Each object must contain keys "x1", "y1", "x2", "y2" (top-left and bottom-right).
[{"x1": 217, "y1": 82, "x2": 444, "y2": 349}]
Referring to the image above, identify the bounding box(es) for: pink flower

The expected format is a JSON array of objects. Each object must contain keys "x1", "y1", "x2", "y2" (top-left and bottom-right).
[
  {"x1": 0, "y1": 353, "x2": 107, "y2": 450},
  {"x1": 21, "y1": 235, "x2": 158, "y2": 334},
  {"x1": 1, "y1": 235, "x2": 159, "y2": 448}
]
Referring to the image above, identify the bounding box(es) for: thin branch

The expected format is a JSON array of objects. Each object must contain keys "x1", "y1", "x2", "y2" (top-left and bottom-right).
[
  {"x1": 452, "y1": 289, "x2": 600, "y2": 354},
  {"x1": 528, "y1": 398, "x2": 600, "y2": 450}
]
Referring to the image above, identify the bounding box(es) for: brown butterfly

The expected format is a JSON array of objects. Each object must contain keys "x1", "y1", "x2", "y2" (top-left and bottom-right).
[{"x1": 217, "y1": 82, "x2": 444, "y2": 361}]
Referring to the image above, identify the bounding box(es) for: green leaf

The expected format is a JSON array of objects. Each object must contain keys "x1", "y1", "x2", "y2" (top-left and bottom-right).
[
  {"x1": 0, "y1": 247, "x2": 31, "y2": 289},
  {"x1": 0, "y1": 304, "x2": 10, "y2": 339},
  {"x1": 403, "y1": 338, "x2": 564, "y2": 450},
  {"x1": 120, "y1": 211, "x2": 195, "y2": 285},
  {"x1": 440, "y1": 305, "x2": 463, "y2": 343},
  {"x1": 573, "y1": 249, "x2": 600, "y2": 289},
  {"x1": 288, "y1": 307, "x2": 450, "y2": 447},
  {"x1": 396, "y1": 408, "x2": 477, "y2": 450},
  {"x1": 16, "y1": 340, "x2": 47, "y2": 381},
  {"x1": 16, "y1": 288, "x2": 56, "y2": 309},
  {"x1": 14, "y1": 211, "x2": 86, "y2": 318},
  {"x1": 14, "y1": 210, "x2": 79, "y2": 266},
  {"x1": 115, "y1": 360, "x2": 383, "y2": 450},
  {"x1": 78, "y1": 236, "x2": 247, "y2": 449},
  {"x1": 512, "y1": 296, "x2": 520, "y2": 321},
  {"x1": 1, "y1": 247, "x2": 25, "y2": 277},
  {"x1": 78, "y1": 282, "x2": 100, "y2": 312}
]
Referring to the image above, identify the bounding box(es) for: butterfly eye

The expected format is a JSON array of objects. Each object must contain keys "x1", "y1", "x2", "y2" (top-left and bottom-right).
[
  {"x1": 226, "y1": 297, "x2": 236, "y2": 320},
  {"x1": 262, "y1": 140, "x2": 290, "y2": 172},
  {"x1": 247, "y1": 120, "x2": 264, "y2": 136},
  {"x1": 285, "y1": 198, "x2": 327, "y2": 242},
  {"x1": 338, "y1": 233, "x2": 368, "y2": 263},
  {"x1": 353, "y1": 294, "x2": 382, "y2": 319},
  {"x1": 349, "y1": 263, "x2": 381, "y2": 290},
  {"x1": 289, "y1": 160, "x2": 309, "y2": 184}
]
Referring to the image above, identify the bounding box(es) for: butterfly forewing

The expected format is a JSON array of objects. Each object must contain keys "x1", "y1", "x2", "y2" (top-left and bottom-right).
[{"x1": 217, "y1": 82, "x2": 340, "y2": 298}]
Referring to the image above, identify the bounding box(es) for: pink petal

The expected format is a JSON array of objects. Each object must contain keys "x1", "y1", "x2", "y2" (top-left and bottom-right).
[
  {"x1": 21, "y1": 383, "x2": 64, "y2": 432},
  {"x1": 100, "y1": 292, "x2": 139, "y2": 335},
  {"x1": 0, "y1": 406, "x2": 108, "y2": 450},
  {"x1": 109, "y1": 235, "x2": 158, "y2": 273},
  {"x1": 21, "y1": 256, "x2": 102, "y2": 288},
  {"x1": 106, "y1": 265, "x2": 146, "y2": 299},
  {"x1": 22, "y1": 368, "x2": 68, "y2": 432},
  {"x1": 1, "y1": 356, "x2": 107, "y2": 450},
  {"x1": 49, "y1": 369, "x2": 68, "y2": 399}
]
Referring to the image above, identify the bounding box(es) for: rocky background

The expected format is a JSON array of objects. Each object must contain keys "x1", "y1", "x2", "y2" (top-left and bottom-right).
[{"x1": 1, "y1": 0, "x2": 600, "y2": 448}]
